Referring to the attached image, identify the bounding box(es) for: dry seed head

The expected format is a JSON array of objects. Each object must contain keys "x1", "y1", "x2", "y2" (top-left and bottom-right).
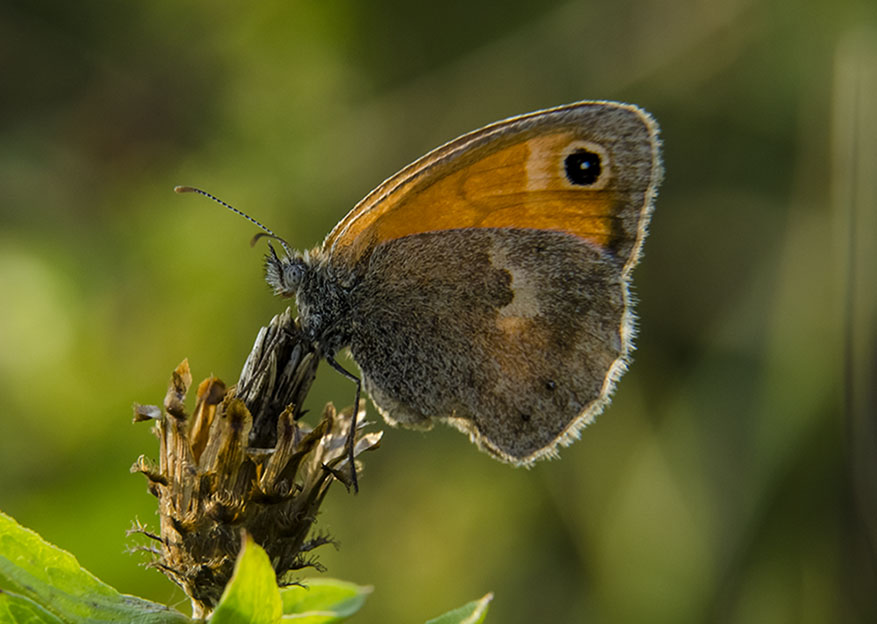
[{"x1": 130, "y1": 310, "x2": 381, "y2": 616}]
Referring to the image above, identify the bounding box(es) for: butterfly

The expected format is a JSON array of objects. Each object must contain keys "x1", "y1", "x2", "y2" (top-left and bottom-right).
[{"x1": 180, "y1": 100, "x2": 662, "y2": 490}]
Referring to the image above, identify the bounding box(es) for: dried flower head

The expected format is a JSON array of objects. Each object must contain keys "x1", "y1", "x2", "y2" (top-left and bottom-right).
[{"x1": 130, "y1": 309, "x2": 381, "y2": 617}]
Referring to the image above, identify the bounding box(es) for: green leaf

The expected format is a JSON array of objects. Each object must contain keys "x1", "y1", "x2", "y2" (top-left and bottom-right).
[
  {"x1": 279, "y1": 577, "x2": 371, "y2": 622},
  {"x1": 210, "y1": 534, "x2": 282, "y2": 624},
  {"x1": 425, "y1": 593, "x2": 493, "y2": 624},
  {"x1": 0, "y1": 591, "x2": 65, "y2": 623},
  {"x1": 0, "y1": 510, "x2": 191, "y2": 623}
]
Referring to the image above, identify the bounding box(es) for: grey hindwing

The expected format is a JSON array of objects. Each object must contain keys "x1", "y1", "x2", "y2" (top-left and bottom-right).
[{"x1": 346, "y1": 227, "x2": 626, "y2": 462}]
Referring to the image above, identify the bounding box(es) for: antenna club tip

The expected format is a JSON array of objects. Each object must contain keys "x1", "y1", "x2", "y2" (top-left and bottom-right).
[{"x1": 174, "y1": 185, "x2": 196, "y2": 194}]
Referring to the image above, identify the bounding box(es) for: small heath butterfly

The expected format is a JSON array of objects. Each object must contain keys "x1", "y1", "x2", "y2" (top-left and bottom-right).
[{"x1": 180, "y1": 100, "x2": 661, "y2": 485}]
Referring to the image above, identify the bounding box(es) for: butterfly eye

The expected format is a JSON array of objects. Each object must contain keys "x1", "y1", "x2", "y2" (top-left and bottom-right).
[
  {"x1": 265, "y1": 245, "x2": 307, "y2": 297},
  {"x1": 563, "y1": 148, "x2": 602, "y2": 186}
]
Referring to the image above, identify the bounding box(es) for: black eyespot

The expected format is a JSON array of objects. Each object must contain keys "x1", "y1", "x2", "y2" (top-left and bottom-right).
[
  {"x1": 564, "y1": 148, "x2": 602, "y2": 186},
  {"x1": 545, "y1": 380, "x2": 557, "y2": 391},
  {"x1": 520, "y1": 412, "x2": 531, "y2": 423}
]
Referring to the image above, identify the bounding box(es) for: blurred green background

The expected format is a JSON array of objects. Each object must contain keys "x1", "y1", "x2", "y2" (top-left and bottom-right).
[{"x1": 2, "y1": 0, "x2": 876, "y2": 622}]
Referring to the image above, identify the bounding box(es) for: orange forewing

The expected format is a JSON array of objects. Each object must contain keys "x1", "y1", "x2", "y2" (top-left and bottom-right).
[{"x1": 324, "y1": 132, "x2": 617, "y2": 266}]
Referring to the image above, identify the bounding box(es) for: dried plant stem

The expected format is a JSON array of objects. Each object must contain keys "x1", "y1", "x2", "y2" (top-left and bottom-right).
[{"x1": 130, "y1": 309, "x2": 381, "y2": 617}]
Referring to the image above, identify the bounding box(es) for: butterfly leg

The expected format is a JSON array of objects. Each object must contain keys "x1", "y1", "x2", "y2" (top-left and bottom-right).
[{"x1": 326, "y1": 355, "x2": 361, "y2": 493}]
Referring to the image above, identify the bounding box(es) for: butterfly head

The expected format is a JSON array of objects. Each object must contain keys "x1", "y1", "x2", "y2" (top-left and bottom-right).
[
  {"x1": 264, "y1": 242, "x2": 351, "y2": 351},
  {"x1": 264, "y1": 240, "x2": 308, "y2": 298}
]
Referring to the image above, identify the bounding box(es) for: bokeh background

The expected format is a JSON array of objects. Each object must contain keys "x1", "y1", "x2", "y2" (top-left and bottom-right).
[{"x1": 2, "y1": 0, "x2": 876, "y2": 622}]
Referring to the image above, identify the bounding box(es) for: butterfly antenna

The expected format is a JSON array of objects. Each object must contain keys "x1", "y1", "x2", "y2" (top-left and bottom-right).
[{"x1": 174, "y1": 186, "x2": 295, "y2": 257}]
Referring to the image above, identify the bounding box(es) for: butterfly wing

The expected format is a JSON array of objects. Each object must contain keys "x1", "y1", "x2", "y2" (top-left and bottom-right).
[
  {"x1": 324, "y1": 101, "x2": 661, "y2": 273},
  {"x1": 326, "y1": 101, "x2": 661, "y2": 463},
  {"x1": 347, "y1": 227, "x2": 631, "y2": 463}
]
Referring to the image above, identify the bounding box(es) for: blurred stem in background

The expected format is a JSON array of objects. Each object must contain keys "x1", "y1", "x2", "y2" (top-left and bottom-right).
[{"x1": 832, "y1": 26, "x2": 877, "y2": 589}]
